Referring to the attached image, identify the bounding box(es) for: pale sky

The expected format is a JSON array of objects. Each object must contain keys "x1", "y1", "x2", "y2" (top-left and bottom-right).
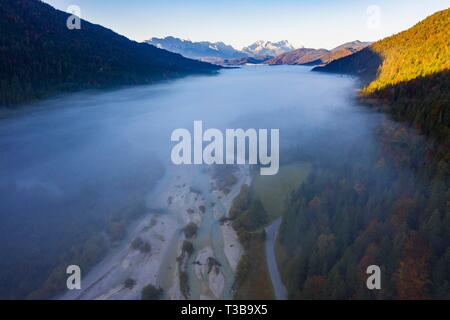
[{"x1": 44, "y1": 0, "x2": 450, "y2": 50}]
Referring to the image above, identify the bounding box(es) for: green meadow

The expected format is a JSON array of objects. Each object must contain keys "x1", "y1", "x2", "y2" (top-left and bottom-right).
[{"x1": 252, "y1": 162, "x2": 311, "y2": 221}]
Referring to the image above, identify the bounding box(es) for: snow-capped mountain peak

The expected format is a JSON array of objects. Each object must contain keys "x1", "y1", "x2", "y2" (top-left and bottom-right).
[
  {"x1": 242, "y1": 40, "x2": 295, "y2": 57},
  {"x1": 145, "y1": 37, "x2": 247, "y2": 61}
]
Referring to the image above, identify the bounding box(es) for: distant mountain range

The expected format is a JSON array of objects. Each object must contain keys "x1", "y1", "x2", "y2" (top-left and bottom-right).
[
  {"x1": 146, "y1": 37, "x2": 297, "y2": 65},
  {"x1": 0, "y1": 0, "x2": 219, "y2": 106},
  {"x1": 146, "y1": 37, "x2": 248, "y2": 63},
  {"x1": 146, "y1": 37, "x2": 371, "y2": 67},
  {"x1": 267, "y1": 41, "x2": 371, "y2": 66},
  {"x1": 242, "y1": 40, "x2": 295, "y2": 57}
]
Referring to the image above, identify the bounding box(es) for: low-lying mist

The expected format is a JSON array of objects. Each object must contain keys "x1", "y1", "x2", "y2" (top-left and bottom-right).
[{"x1": 0, "y1": 65, "x2": 392, "y2": 298}]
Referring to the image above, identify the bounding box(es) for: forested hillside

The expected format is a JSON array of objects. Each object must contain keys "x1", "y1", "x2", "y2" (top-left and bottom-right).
[
  {"x1": 0, "y1": 0, "x2": 219, "y2": 106},
  {"x1": 267, "y1": 41, "x2": 370, "y2": 66},
  {"x1": 314, "y1": 9, "x2": 449, "y2": 141},
  {"x1": 275, "y1": 9, "x2": 450, "y2": 300},
  {"x1": 278, "y1": 123, "x2": 449, "y2": 299}
]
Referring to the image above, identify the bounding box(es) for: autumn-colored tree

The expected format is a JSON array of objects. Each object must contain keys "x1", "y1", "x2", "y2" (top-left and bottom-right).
[
  {"x1": 389, "y1": 198, "x2": 416, "y2": 232},
  {"x1": 359, "y1": 242, "x2": 379, "y2": 271},
  {"x1": 301, "y1": 275, "x2": 326, "y2": 300},
  {"x1": 394, "y1": 233, "x2": 431, "y2": 299}
]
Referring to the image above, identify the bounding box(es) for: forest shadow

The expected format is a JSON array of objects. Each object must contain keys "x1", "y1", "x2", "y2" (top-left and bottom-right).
[
  {"x1": 312, "y1": 47, "x2": 383, "y2": 85},
  {"x1": 364, "y1": 69, "x2": 450, "y2": 142}
]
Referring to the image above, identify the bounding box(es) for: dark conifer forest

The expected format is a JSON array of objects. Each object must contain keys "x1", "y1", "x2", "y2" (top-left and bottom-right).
[
  {"x1": 280, "y1": 9, "x2": 450, "y2": 299},
  {"x1": 0, "y1": 0, "x2": 219, "y2": 106}
]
